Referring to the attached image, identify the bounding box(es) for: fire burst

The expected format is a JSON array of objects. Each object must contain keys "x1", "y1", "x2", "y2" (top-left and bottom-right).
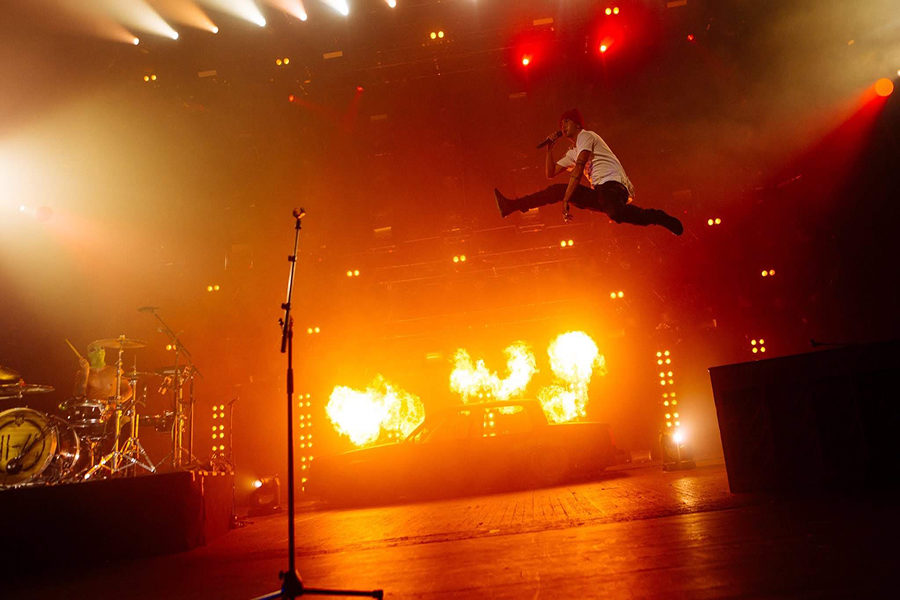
[
  {"x1": 540, "y1": 331, "x2": 607, "y2": 423},
  {"x1": 449, "y1": 342, "x2": 537, "y2": 402},
  {"x1": 326, "y1": 375, "x2": 424, "y2": 447}
]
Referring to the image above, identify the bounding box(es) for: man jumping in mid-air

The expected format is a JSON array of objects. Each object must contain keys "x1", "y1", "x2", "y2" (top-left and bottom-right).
[{"x1": 494, "y1": 109, "x2": 683, "y2": 235}]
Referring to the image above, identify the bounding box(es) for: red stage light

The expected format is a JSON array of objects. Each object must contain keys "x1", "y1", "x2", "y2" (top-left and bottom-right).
[
  {"x1": 521, "y1": 56, "x2": 531, "y2": 66},
  {"x1": 875, "y1": 78, "x2": 894, "y2": 97},
  {"x1": 356, "y1": 85, "x2": 364, "y2": 92},
  {"x1": 599, "y1": 44, "x2": 608, "y2": 53},
  {"x1": 687, "y1": 34, "x2": 695, "y2": 42}
]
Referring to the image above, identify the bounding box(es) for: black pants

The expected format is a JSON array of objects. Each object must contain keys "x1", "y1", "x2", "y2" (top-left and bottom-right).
[{"x1": 512, "y1": 181, "x2": 672, "y2": 227}]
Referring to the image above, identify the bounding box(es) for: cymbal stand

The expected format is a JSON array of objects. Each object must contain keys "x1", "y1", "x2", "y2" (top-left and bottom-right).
[
  {"x1": 84, "y1": 343, "x2": 128, "y2": 479},
  {"x1": 188, "y1": 367, "x2": 196, "y2": 461},
  {"x1": 142, "y1": 308, "x2": 202, "y2": 470},
  {"x1": 118, "y1": 370, "x2": 156, "y2": 476}
]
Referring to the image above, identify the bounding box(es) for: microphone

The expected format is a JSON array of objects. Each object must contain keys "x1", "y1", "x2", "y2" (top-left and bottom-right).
[
  {"x1": 137, "y1": 306, "x2": 159, "y2": 313},
  {"x1": 292, "y1": 207, "x2": 306, "y2": 220},
  {"x1": 536, "y1": 130, "x2": 562, "y2": 149}
]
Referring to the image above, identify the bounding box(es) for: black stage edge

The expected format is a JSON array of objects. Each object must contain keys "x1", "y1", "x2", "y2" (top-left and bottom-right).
[
  {"x1": 0, "y1": 471, "x2": 233, "y2": 572},
  {"x1": 709, "y1": 339, "x2": 900, "y2": 494}
]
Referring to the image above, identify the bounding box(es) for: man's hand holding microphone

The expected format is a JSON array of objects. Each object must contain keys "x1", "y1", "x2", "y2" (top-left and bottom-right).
[{"x1": 536, "y1": 129, "x2": 562, "y2": 149}]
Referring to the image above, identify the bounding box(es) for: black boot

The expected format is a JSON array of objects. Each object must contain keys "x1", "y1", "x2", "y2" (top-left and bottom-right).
[
  {"x1": 659, "y1": 213, "x2": 684, "y2": 236},
  {"x1": 494, "y1": 188, "x2": 516, "y2": 217}
]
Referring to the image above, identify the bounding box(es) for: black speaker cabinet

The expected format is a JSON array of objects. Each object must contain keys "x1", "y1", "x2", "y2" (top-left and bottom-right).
[{"x1": 709, "y1": 340, "x2": 900, "y2": 493}]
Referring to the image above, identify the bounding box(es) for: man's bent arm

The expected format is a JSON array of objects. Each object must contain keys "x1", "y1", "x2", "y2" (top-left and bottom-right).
[
  {"x1": 561, "y1": 149, "x2": 590, "y2": 214},
  {"x1": 545, "y1": 144, "x2": 565, "y2": 179}
]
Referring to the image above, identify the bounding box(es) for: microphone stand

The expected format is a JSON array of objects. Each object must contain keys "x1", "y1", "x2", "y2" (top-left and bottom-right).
[{"x1": 255, "y1": 209, "x2": 383, "y2": 600}]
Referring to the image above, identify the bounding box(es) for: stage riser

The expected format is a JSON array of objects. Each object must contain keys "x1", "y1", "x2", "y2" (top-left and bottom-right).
[
  {"x1": 709, "y1": 340, "x2": 900, "y2": 493},
  {"x1": 0, "y1": 472, "x2": 233, "y2": 571}
]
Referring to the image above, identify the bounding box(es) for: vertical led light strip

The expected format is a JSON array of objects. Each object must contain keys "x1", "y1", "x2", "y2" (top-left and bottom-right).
[
  {"x1": 298, "y1": 393, "x2": 313, "y2": 491},
  {"x1": 656, "y1": 350, "x2": 680, "y2": 433}
]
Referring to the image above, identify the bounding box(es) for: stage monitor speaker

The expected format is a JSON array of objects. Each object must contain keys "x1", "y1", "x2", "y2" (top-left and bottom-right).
[{"x1": 709, "y1": 339, "x2": 900, "y2": 493}]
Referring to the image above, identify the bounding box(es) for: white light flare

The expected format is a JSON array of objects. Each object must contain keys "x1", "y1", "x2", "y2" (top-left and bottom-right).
[
  {"x1": 384, "y1": 0, "x2": 397, "y2": 8},
  {"x1": 264, "y1": 0, "x2": 307, "y2": 21},
  {"x1": 326, "y1": 375, "x2": 424, "y2": 447},
  {"x1": 321, "y1": 0, "x2": 350, "y2": 16}
]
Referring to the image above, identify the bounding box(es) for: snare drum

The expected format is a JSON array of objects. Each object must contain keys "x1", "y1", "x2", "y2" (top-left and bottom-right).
[
  {"x1": 0, "y1": 408, "x2": 80, "y2": 487},
  {"x1": 59, "y1": 397, "x2": 112, "y2": 440}
]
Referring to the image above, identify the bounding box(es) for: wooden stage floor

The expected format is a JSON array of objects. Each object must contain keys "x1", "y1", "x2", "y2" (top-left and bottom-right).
[{"x1": 4, "y1": 459, "x2": 895, "y2": 598}]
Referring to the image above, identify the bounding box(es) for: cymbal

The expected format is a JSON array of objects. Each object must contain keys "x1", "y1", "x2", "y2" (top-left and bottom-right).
[
  {"x1": 156, "y1": 365, "x2": 196, "y2": 376},
  {"x1": 0, "y1": 382, "x2": 54, "y2": 397},
  {"x1": 0, "y1": 365, "x2": 21, "y2": 383},
  {"x1": 21, "y1": 384, "x2": 54, "y2": 394},
  {"x1": 90, "y1": 336, "x2": 147, "y2": 349},
  {"x1": 126, "y1": 370, "x2": 159, "y2": 378}
]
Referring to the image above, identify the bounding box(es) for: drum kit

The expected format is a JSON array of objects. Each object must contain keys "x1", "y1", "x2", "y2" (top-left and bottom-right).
[{"x1": 0, "y1": 335, "x2": 197, "y2": 489}]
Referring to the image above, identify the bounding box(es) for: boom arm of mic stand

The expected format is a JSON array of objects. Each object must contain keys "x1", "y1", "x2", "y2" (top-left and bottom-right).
[
  {"x1": 147, "y1": 311, "x2": 202, "y2": 378},
  {"x1": 281, "y1": 214, "x2": 303, "y2": 354}
]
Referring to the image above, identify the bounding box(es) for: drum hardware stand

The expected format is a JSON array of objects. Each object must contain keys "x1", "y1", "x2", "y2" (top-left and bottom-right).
[
  {"x1": 118, "y1": 371, "x2": 156, "y2": 476},
  {"x1": 142, "y1": 308, "x2": 202, "y2": 470},
  {"x1": 254, "y1": 208, "x2": 383, "y2": 600},
  {"x1": 84, "y1": 343, "x2": 137, "y2": 479}
]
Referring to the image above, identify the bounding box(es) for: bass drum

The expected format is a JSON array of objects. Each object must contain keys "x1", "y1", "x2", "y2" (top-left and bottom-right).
[{"x1": 0, "y1": 408, "x2": 80, "y2": 487}]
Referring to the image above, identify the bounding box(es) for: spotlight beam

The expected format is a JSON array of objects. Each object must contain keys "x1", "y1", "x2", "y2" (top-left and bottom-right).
[
  {"x1": 263, "y1": 0, "x2": 307, "y2": 21},
  {"x1": 321, "y1": 0, "x2": 349, "y2": 17},
  {"x1": 99, "y1": 0, "x2": 180, "y2": 40},
  {"x1": 151, "y1": 0, "x2": 219, "y2": 34},
  {"x1": 199, "y1": 0, "x2": 266, "y2": 27}
]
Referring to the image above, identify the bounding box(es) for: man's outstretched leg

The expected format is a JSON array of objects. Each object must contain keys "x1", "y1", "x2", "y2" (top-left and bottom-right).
[
  {"x1": 495, "y1": 184, "x2": 588, "y2": 217},
  {"x1": 597, "y1": 181, "x2": 683, "y2": 235},
  {"x1": 613, "y1": 203, "x2": 684, "y2": 235}
]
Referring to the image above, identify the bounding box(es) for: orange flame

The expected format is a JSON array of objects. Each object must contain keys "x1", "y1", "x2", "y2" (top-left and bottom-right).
[
  {"x1": 537, "y1": 385, "x2": 580, "y2": 424},
  {"x1": 539, "y1": 331, "x2": 606, "y2": 423},
  {"x1": 326, "y1": 375, "x2": 424, "y2": 447},
  {"x1": 449, "y1": 342, "x2": 537, "y2": 402}
]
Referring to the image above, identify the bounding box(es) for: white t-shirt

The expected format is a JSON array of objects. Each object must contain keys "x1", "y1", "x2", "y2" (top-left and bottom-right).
[{"x1": 557, "y1": 129, "x2": 635, "y2": 198}]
